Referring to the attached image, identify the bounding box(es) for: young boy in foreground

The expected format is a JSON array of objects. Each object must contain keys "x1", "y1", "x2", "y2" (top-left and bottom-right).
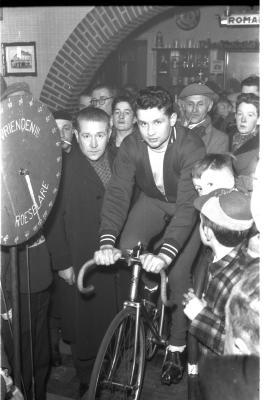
[
  {"x1": 183, "y1": 189, "x2": 254, "y2": 355},
  {"x1": 191, "y1": 153, "x2": 235, "y2": 196}
]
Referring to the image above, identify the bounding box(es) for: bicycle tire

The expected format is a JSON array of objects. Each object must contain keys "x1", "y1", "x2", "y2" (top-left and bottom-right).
[{"x1": 86, "y1": 307, "x2": 146, "y2": 400}]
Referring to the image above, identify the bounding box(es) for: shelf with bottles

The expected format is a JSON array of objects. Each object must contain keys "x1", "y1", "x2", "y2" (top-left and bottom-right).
[
  {"x1": 155, "y1": 47, "x2": 210, "y2": 87},
  {"x1": 153, "y1": 37, "x2": 211, "y2": 50},
  {"x1": 153, "y1": 38, "x2": 259, "y2": 52},
  {"x1": 153, "y1": 47, "x2": 210, "y2": 51}
]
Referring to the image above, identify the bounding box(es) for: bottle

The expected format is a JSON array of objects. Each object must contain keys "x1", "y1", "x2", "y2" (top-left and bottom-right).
[
  {"x1": 182, "y1": 55, "x2": 189, "y2": 86},
  {"x1": 156, "y1": 31, "x2": 164, "y2": 48}
]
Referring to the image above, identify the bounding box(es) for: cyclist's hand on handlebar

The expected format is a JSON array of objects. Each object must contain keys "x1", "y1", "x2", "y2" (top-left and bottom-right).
[
  {"x1": 140, "y1": 253, "x2": 172, "y2": 274},
  {"x1": 94, "y1": 245, "x2": 122, "y2": 266}
]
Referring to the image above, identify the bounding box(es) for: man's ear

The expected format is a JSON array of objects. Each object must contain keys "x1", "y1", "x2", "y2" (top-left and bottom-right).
[
  {"x1": 207, "y1": 99, "x2": 213, "y2": 112},
  {"x1": 204, "y1": 225, "x2": 213, "y2": 242},
  {"x1": 107, "y1": 120, "x2": 113, "y2": 140},
  {"x1": 170, "y1": 112, "x2": 177, "y2": 127},
  {"x1": 74, "y1": 129, "x2": 79, "y2": 143},
  {"x1": 108, "y1": 127, "x2": 112, "y2": 140},
  {"x1": 178, "y1": 98, "x2": 185, "y2": 112}
]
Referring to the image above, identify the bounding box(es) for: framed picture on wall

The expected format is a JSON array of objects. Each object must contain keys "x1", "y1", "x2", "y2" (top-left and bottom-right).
[{"x1": 2, "y1": 42, "x2": 37, "y2": 76}]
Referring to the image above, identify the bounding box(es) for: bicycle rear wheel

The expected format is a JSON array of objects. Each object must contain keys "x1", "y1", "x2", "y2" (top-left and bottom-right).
[
  {"x1": 87, "y1": 307, "x2": 146, "y2": 400},
  {"x1": 145, "y1": 305, "x2": 161, "y2": 361}
]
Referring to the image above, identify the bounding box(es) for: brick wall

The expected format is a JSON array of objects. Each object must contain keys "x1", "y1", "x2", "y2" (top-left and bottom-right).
[{"x1": 40, "y1": 6, "x2": 172, "y2": 113}]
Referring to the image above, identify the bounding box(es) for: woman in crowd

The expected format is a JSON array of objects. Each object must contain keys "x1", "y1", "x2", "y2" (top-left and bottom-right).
[
  {"x1": 211, "y1": 95, "x2": 236, "y2": 135},
  {"x1": 231, "y1": 93, "x2": 259, "y2": 192},
  {"x1": 109, "y1": 94, "x2": 137, "y2": 154}
]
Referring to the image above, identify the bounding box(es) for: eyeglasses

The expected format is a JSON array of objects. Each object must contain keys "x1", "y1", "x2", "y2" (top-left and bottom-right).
[{"x1": 91, "y1": 96, "x2": 113, "y2": 107}]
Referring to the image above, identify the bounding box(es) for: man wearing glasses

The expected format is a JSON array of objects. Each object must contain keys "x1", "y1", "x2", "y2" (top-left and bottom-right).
[{"x1": 90, "y1": 84, "x2": 117, "y2": 116}]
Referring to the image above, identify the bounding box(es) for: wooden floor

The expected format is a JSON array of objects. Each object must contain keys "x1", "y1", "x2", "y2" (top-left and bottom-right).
[{"x1": 46, "y1": 340, "x2": 188, "y2": 400}]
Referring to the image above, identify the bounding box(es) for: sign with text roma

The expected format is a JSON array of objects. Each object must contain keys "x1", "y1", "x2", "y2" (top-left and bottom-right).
[{"x1": 220, "y1": 14, "x2": 259, "y2": 26}]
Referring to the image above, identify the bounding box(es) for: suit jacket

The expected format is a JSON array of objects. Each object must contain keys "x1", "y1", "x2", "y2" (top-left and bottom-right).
[
  {"x1": 188, "y1": 115, "x2": 229, "y2": 153},
  {"x1": 99, "y1": 124, "x2": 206, "y2": 258}
]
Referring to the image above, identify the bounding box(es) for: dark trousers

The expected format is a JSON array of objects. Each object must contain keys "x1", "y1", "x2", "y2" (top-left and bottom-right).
[
  {"x1": 48, "y1": 273, "x2": 62, "y2": 357},
  {"x1": 119, "y1": 192, "x2": 201, "y2": 346},
  {"x1": 70, "y1": 343, "x2": 94, "y2": 385},
  {"x1": 2, "y1": 289, "x2": 51, "y2": 400}
]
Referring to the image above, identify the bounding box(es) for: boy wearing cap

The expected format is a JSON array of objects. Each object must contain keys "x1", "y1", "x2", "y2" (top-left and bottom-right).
[
  {"x1": 183, "y1": 189, "x2": 254, "y2": 355},
  {"x1": 178, "y1": 83, "x2": 229, "y2": 153}
]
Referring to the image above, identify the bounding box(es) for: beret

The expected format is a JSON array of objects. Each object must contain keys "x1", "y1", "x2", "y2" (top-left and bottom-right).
[
  {"x1": 179, "y1": 83, "x2": 218, "y2": 102},
  {"x1": 194, "y1": 188, "x2": 253, "y2": 231}
]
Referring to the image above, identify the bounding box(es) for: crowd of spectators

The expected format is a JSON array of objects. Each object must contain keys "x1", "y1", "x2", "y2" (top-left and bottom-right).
[{"x1": 0, "y1": 72, "x2": 260, "y2": 400}]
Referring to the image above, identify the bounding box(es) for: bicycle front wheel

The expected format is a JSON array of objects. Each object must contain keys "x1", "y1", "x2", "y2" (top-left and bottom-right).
[{"x1": 87, "y1": 307, "x2": 146, "y2": 400}]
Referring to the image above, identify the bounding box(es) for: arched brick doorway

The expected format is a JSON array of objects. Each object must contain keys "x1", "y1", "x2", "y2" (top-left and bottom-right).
[{"x1": 40, "y1": 6, "x2": 174, "y2": 112}]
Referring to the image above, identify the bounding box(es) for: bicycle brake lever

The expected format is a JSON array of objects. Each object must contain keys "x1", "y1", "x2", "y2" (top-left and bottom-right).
[
  {"x1": 133, "y1": 242, "x2": 143, "y2": 257},
  {"x1": 120, "y1": 249, "x2": 133, "y2": 263},
  {"x1": 120, "y1": 250, "x2": 142, "y2": 266}
]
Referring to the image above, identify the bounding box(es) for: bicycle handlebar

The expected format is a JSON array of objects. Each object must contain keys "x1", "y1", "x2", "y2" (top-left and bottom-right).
[
  {"x1": 77, "y1": 254, "x2": 173, "y2": 307},
  {"x1": 77, "y1": 258, "x2": 97, "y2": 295}
]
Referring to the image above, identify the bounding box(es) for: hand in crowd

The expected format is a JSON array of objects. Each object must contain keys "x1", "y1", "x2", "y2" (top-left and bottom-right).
[
  {"x1": 94, "y1": 246, "x2": 122, "y2": 266},
  {"x1": 58, "y1": 266, "x2": 75, "y2": 285},
  {"x1": 1, "y1": 308, "x2": 12, "y2": 321},
  {"x1": 9, "y1": 386, "x2": 24, "y2": 400},
  {"x1": 140, "y1": 252, "x2": 171, "y2": 274},
  {"x1": 182, "y1": 288, "x2": 206, "y2": 320}
]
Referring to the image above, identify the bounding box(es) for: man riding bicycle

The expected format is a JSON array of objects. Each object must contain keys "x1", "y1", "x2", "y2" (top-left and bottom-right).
[{"x1": 94, "y1": 86, "x2": 206, "y2": 384}]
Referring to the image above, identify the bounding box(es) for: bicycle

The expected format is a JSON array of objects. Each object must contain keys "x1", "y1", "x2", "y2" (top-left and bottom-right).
[{"x1": 77, "y1": 242, "x2": 173, "y2": 400}]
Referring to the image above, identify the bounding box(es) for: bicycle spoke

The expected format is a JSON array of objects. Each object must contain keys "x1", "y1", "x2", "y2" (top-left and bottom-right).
[{"x1": 92, "y1": 312, "x2": 144, "y2": 399}]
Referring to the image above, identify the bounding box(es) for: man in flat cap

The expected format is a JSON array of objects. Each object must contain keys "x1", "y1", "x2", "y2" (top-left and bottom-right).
[
  {"x1": 53, "y1": 109, "x2": 77, "y2": 154},
  {"x1": 1, "y1": 81, "x2": 31, "y2": 101},
  {"x1": 179, "y1": 83, "x2": 229, "y2": 153},
  {"x1": 46, "y1": 109, "x2": 77, "y2": 367},
  {"x1": 183, "y1": 188, "x2": 256, "y2": 356}
]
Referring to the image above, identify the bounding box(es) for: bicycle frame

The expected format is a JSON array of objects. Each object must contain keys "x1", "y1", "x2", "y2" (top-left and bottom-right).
[
  {"x1": 112, "y1": 257, "x2": 167, "y2": 387},
  {"x1": 79, "y1": 243, "x2": 170, "y2": 399}
]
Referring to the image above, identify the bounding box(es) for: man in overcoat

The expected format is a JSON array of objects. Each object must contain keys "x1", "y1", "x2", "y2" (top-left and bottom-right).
[{"x1": 46, "y1": 107, "x2": 118, "y2": 395}]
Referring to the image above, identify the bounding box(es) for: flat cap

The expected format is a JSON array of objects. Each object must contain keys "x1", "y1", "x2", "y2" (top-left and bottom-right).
[
  {"x1": 179, "y1": 83, "x2": 218, "y2": 101},
  {"x1": 1, "y1": 82, "x2": 31, "y2": 101},
  {"x1": 53, "y1": 109, "x2": 72, "y2": 121}
]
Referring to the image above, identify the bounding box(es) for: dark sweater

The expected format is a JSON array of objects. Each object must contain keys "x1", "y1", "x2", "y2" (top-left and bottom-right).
[{"x1": 99, "y1": 124, "x2": 206, "y2": 259}]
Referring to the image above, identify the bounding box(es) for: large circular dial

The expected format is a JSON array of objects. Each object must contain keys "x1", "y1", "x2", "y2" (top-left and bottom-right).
[{"x1": 1, "y1": 93, "x2": 62, "y2": 246}]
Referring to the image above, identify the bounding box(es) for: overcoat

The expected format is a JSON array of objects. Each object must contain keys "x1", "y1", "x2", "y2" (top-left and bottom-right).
[
  {"x1": 46, "y1": 145, "x2": 118, "y2": 359},
  {"x1": 232, "y1": 129, "x2": 259, "y2": 192}
]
